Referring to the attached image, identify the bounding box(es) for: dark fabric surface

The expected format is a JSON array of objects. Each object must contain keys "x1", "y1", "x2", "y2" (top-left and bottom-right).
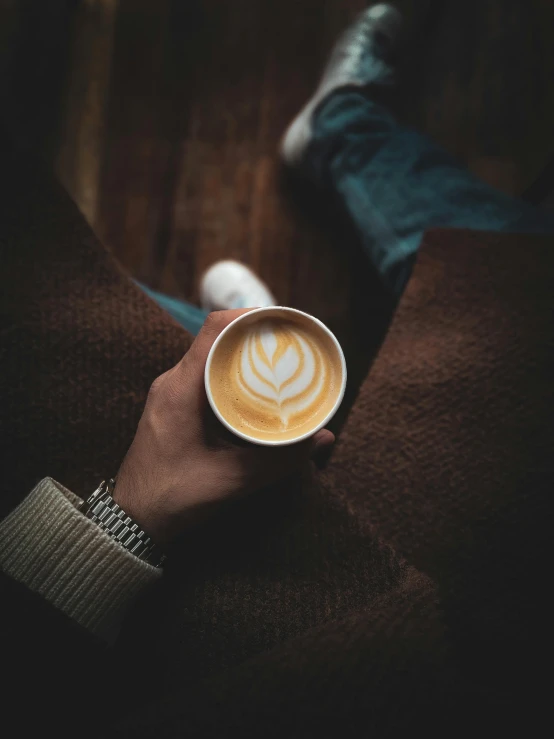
[{"x1": 1, "y1": 134, "x2": 553, "y2": 736}]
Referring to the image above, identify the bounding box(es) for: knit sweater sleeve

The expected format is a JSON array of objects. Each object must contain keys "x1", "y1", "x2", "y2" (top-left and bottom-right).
[{"x1": 0, "y1": 477, "x2": 162, "y2": 643}]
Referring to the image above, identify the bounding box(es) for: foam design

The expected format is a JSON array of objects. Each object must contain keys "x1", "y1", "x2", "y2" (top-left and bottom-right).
[
  {"x1": 237, "y1": 321, "x2": 327, "y2": 428},
  {"x1": 209, "y1": 316, "x2": 341, "y2": 441}
]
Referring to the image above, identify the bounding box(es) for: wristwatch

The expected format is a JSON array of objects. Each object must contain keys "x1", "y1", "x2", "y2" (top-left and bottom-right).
[{"x1": 80, "y1": 479, "x2": 166, "y2": 568}]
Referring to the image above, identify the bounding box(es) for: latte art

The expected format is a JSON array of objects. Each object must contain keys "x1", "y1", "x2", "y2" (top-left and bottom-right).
[
  {"x1": 208, "y1": 311, "x2": 345, "y2": 443},
  {"x1": 237, "y1": 322, "x2": 327, "y2": 428}
]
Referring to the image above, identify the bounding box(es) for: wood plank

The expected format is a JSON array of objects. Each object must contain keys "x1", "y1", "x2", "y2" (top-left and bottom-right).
[
  {"x1": 55, "y1": 0, "x2": 119, "y2": 225},
  {"x1": 1, "y1": 0, "x2": 553, "y2": 394}
]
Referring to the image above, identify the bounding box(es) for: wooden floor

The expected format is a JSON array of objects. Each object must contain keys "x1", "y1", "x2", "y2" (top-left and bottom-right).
[{"x1": 2, "y1": 0, "x2": 554, "y2": 397}]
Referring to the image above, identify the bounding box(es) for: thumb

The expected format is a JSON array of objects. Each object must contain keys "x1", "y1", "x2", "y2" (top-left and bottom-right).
[{"x1": 184, "y1": 308, "x2": 255, "y2": 368}]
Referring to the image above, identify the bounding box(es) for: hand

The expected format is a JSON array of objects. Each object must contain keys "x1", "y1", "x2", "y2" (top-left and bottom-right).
[{"x1": 114, "y1": 310, "x2": 335, "y2": 546}]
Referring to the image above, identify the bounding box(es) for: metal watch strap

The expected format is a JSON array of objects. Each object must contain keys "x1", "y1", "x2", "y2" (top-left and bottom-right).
[{"x1": 81, "y1": 479, "x2": 166, "y2": 568}]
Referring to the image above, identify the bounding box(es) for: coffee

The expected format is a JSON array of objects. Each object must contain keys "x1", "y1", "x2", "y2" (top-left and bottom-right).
[{"x1": 206, "y1": 308, "x2": 345, "y2": 444}]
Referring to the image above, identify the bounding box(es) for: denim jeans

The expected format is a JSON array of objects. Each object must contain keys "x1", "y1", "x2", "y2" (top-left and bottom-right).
[
  {"x1": 143, "y1": 89, "x2": 554, "y2": 333},
  {"x1": 138, "y1": 282, "x2": 208, "y2": 336}
]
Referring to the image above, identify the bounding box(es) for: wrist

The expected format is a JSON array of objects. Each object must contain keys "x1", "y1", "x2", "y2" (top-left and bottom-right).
[{"x1": 113, "y1": 465, "x2": 173, "y2": 547}]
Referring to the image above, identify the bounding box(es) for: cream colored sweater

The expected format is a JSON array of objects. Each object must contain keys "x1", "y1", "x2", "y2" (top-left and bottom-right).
[{"x1": 0, "y1": 478, "x2": 161, "y2": 643}]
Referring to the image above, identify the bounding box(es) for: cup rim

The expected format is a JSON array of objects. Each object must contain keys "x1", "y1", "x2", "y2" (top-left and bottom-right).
[{"x1": 203, "y1": 306, "x2": 347, "y2": 447}]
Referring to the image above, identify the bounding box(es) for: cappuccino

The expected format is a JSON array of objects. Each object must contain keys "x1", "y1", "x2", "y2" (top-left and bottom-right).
[{"x1": 205, "y1": 308, "x2": 346, "y2": 445}]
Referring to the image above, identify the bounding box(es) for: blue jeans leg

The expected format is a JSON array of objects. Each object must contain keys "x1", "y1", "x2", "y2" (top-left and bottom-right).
[
  {"x1": 307, "y1": 90, "x2": 554, "y2": 299},
  {"x1": 138, "y1": 282, "x2": 208, "y2": 336}
]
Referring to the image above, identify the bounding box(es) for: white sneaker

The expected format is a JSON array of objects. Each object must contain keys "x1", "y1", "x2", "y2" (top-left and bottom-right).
[
  {"x1": 200, "y1": 260, "x2": 276, "y2": 312},
  {"x1": 280, "y1": 3, "x2": 403, "y2": 167}
]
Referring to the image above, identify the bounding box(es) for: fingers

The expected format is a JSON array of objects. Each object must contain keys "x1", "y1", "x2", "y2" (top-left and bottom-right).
[
  {"x1": 270, "y1": 429, "x2": 335, "y2": 463},
  {"x1": 310, "y1": 429, "x2": 336, "y2": 469},
  {"x1": 311, "y1": 428, "x2": 335, "y2": 451},
  {"x1": 241, "y1": 428, "x2": 336, "y2": 481}
]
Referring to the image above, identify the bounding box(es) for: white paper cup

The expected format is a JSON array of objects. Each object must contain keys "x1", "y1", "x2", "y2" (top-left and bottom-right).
[{"x1": 204, "y1": 306, "x2": 347, "y2": 446}]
